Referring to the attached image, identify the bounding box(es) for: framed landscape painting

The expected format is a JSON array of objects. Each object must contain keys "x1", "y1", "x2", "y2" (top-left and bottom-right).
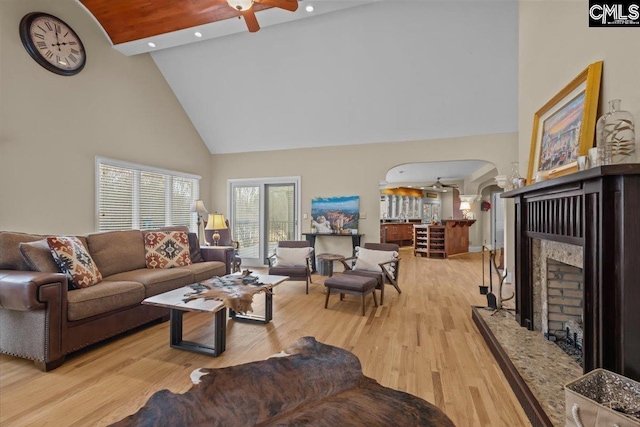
[
  {"x1": 527, "y1": 61, "x2": 602, "y2": 183},
  {"x1": 311, "y1": 196, "x2": 359, "y2": 234}
]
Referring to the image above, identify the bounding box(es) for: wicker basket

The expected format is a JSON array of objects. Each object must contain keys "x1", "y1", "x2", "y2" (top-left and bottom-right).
[{"x1": 565, "y1": 369, "x2": 640, "y2": 427}]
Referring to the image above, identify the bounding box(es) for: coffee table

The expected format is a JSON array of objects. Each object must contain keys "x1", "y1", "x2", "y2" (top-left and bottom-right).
[
  {"x1": 142, "y1": 273, "x2": 288, "y2": 356},
  {"x1": 228, "y1": 274, "x2": 289, "y2": 324},
  {"x1": 142, "y1": 285, "x2": 227, "y2": 356}
]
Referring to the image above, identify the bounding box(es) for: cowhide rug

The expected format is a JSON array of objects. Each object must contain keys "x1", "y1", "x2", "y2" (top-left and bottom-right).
[
  {"x1": 182, "y1": 278, "x2": 265, "y2": 314},
  {"x1": 110, "y1": 337, "x2": 454, "y2": 427}
]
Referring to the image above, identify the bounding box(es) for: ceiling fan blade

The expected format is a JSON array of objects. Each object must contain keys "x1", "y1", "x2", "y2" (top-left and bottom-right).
[
  {"x1": 257, "y1": 0, "x2": 298, "y2": 12},
  {"x1": 242, "y1": 9, "x2": 260, "y2": 32}
]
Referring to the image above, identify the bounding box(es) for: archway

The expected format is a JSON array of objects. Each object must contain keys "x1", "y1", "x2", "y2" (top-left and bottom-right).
[{"x1": 380, "y1": 160, "x2": 502, "y2": 253}]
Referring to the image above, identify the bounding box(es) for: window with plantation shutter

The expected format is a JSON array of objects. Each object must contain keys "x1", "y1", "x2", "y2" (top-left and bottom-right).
[
  {"x1": 172, "y1": 177, "x2": 196, "y2": 228},
  {"x1": 96, "y1": 157, "x2": 200, "y2": 232},
  {"x1": 140, "y1": 171, "x2": 166, "y2": 229},
  {"x1": 98, "y1": 164, "x2": 134, "y2": 231}
]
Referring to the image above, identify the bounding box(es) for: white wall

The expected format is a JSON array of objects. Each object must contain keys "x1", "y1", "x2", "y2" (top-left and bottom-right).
[
  {"x1": 153, "y1": 0, "x2": 519, "y2": 154},
  {"x1": 509, "y1": 0, "x2": 640, "y2": 280},
  {"x1": 518, "y1": 0, "x2": 640, "y2": 175},
  {"x1": 0, "y1": 0, "x2": 211, "y2": 235},
  {"x1": 211, "y1": 132, "x2": 518, "y2": 257},
  {"x1": 440, "y1": 192, "x2": 455, "y2": 221}
]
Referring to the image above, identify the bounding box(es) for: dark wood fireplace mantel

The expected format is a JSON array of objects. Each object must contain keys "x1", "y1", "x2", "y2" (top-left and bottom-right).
[{"x1": 502, "y1": 164, "x2": 640, "y2": 382}]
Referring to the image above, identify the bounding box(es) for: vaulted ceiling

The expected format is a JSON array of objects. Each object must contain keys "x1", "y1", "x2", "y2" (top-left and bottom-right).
[{"x1": 78, "y1": 1, "x2": 519, "y2": 155}]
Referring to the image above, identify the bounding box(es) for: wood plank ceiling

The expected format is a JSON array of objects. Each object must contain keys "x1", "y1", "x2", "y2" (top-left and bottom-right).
[{"x1": 79, "y1": 0, "x2": 277, "y2": 45}]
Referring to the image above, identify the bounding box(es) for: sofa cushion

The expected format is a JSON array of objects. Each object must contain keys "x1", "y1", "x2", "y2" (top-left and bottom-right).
[
  {"x1": 47, "y1": 237, "x2": 103, "y2": 289},
  {"x1": 143, "y1": 231, "x2": 192, "y2": 269},
  {"x1": 19, "y1": 239, "x2": 59, "y2": 273},
  {"x1": 105, "y1": 268, "x2": 194, "y2": 297},
  {"x1": 67, "y1": 280, "x2": 145, "y2": 321},
  {"x1": 0, "y1": 232, "x2": 47, "y2": 271},
  {"x1": 179, "y1": 261, "x2": 226, "y2": 282},
  {"x1": 188, "y1": 233, "x2": 203, "y2": 263},
  {"x1": 87, "y1": 230, "x2": 146, "y2": 277}
]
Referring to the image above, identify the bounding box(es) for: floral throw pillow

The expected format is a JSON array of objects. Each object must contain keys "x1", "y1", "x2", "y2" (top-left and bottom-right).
[
  {"x1": 144, "y1": 231, "x2": 192, "y2": 269},
  {"x1": 47, "y1": 236, "x2": 103, "y2": 289}
]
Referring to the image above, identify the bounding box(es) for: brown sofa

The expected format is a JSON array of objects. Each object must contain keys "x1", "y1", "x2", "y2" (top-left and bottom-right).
[{"x1": 0, "y1": 228, "x2": 233, "y2": 371}]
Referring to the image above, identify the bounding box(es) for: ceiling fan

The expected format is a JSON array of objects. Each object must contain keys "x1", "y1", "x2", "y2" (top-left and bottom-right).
[
  {"x1": 429, "y1": 177, "x2": 458, "y2": 191},
  {"x1": 219, "y1": 0, "x2": 299, "y2": 33}
]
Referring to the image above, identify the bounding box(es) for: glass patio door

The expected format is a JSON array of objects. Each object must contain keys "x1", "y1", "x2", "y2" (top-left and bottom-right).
[
  {"x1": 229, "y1": 178, "x2": 300, "y2": 266},
  {"x1": 265, "y1": 183, "x2": 296, "y2": 258},
  {"x1": 231, "y1": 184, "x2": 260, "y2": 261}
]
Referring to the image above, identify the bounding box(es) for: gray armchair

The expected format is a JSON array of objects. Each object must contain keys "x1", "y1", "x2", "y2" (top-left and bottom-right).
[
  {"x1": 337, "y1": 243, "x2": 401, "y2": 305},
  {"x1": 267, "y1": 240, "x2": 313, "y2": 294}
]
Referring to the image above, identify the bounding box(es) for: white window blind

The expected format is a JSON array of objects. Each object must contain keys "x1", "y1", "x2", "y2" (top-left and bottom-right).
[
  {"x1": 96, "y1": 157, "x2": 200, "y2": 232},
  {"x1": 172, "y1": 177, "x2": 196, "y2": 229},
  {"x1": 98, "y1": 164, "x2": 134, "y2": 231},
  {"x1": 232, "y1": 185, "x2": 260, "y2": 258}
]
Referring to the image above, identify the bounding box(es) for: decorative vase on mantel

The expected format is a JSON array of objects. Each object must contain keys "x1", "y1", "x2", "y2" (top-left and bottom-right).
[
  {"x1": 508, "y1": 161, "x2": 524, "y2": 190},
  {"x1": 596, "y1": 99, "x2": 637, "y2": 165}
]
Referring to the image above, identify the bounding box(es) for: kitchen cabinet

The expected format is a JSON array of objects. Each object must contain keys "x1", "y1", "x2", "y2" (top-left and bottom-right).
[
  {"x1": 413, "y1": 220, "x2": 475, "y2": 258},
  {"x1": 380, "y1": 223, "x2": 414, "y2": 246}
]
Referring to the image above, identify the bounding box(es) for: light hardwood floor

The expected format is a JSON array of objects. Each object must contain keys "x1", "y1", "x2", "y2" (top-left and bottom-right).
[{"x1": 0, "y1": 249, "x2": 530, "y2": 427}]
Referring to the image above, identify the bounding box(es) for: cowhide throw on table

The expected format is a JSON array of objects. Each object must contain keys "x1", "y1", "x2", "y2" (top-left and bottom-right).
[
  {"x1": 182, "y1": 275, "x2": 267, "y2": 314},
  {"x1": 110, "y1": 337, "x2": 454, "y2": 427}
]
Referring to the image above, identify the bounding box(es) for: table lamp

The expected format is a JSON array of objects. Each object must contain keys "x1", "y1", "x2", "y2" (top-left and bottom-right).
[
  {"x1": 190, "y1": 200, "x2": 208, "y2": 245},
  {"x1": 459, "y1": 201, "x2": 471, "y2": 219},
  {"x1": 205, "y1": 213, "x2": 227, "y2": 246}
]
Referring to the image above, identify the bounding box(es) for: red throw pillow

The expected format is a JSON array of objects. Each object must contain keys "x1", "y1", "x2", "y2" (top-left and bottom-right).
[
  {"x1": 144, "y1": 231, "x2": 192, "y2": 269},
  {"x1": 47, "y1": 236, "x2": 103, "y2": 289}
]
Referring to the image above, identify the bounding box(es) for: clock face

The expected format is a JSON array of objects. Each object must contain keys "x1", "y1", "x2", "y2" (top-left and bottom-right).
[{"x1": 19, "y1": 12, "x2": 86, "y2": 76}]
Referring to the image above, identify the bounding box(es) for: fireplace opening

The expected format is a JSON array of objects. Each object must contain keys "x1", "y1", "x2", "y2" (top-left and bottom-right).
[{"x1": 545, "y1": 259, "x2": 584, "y2": 367}]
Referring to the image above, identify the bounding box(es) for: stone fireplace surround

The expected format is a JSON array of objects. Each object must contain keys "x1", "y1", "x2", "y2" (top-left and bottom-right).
[{"x1": 473, "y1": 164, "x2": 640, "y2": 427}]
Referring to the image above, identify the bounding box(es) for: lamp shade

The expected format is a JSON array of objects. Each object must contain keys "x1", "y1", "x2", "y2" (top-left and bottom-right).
[
  {"x1": 191, "y1": 200, "x2": 208, "y2": 214},
  {"x1": 459, "y1": 202, "x2": 471, "y2": 210},
  {"x1": 205, "y1": 213, "x2": 227, "y2": 230}
]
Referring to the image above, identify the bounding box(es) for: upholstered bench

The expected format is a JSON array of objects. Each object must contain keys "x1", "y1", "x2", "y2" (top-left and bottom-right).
[{"x1": 324, "y1": 274, "x2": 378, "y2": 316}]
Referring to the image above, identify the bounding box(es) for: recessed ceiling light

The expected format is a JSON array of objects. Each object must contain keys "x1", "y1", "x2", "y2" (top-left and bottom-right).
[
  {"x1": 408, "y1": 185, "x2": 413, "y2": 188},
  {"x1": 305, "y1": 5, "x2": 314, "y2": 12},
  {"x1": 194, "y1": 32, "x2": 202, "y2": 38},
  {"x1": 420, "y1": 186, "x2": 425, "y2": 189},
  {"x1": 148, "y1": 42, "x2": 156, "y2": 48}
]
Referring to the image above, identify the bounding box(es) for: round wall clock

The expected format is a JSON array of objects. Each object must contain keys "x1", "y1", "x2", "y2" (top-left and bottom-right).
[{"x1": 19, "y1": 12, "x2": 86, "y2": 76}]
